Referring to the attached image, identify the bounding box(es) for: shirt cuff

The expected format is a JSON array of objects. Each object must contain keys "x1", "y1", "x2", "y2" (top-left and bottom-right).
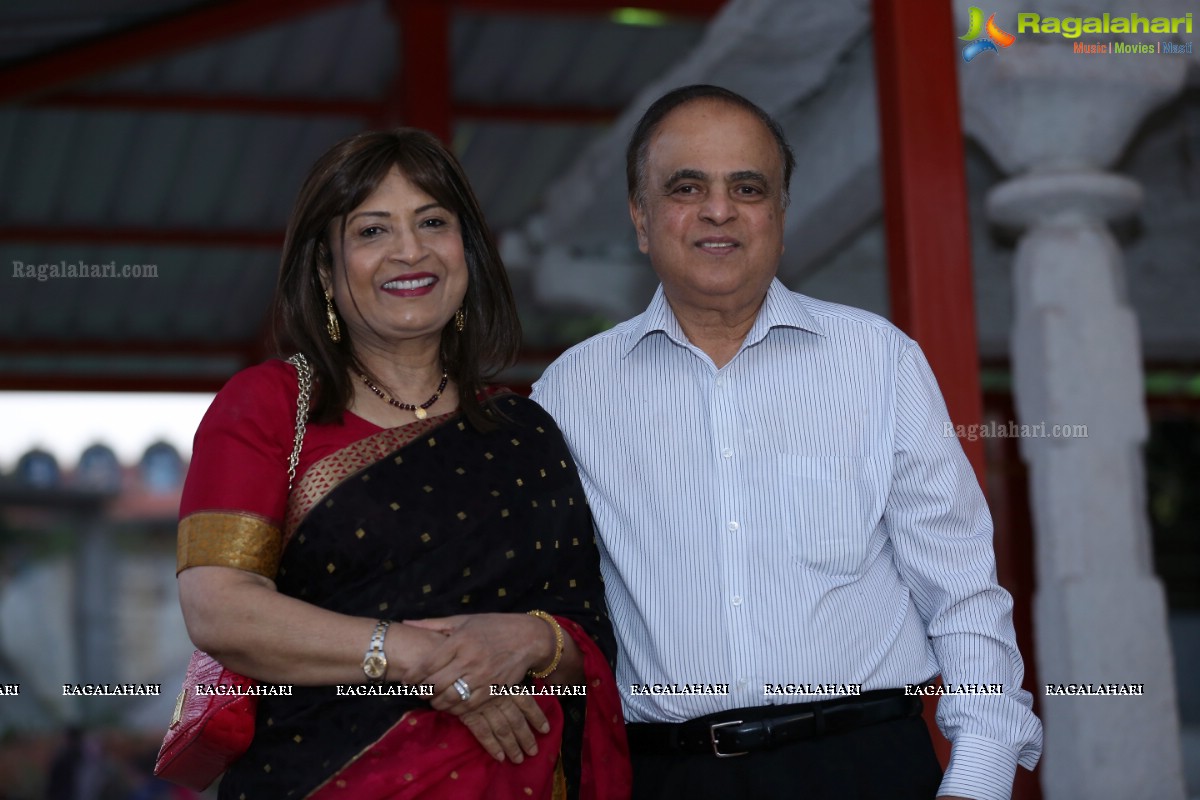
[{"x1": 937, "y1": 733, "x2": 1020, "y2": 800}]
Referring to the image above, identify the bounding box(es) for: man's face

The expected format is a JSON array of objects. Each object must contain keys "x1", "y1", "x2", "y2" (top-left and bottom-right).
[{"x1": 630, "y1": 99, "x2": 786, "y2": 317}]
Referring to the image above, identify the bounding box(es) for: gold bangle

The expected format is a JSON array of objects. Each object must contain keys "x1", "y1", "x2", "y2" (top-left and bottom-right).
[{"x1": 526, "y1": 610, "x2": 564, "y2": 679}]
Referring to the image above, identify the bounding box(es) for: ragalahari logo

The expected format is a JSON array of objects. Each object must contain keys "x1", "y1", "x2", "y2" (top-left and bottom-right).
[{"x1": 960, "y1": 7, "x2": 1016, "y2": 62}]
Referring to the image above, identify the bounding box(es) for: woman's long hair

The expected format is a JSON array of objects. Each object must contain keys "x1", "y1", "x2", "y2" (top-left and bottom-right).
[{"x1": 271, "y1": 129, "x2": 521, "y2": 430}]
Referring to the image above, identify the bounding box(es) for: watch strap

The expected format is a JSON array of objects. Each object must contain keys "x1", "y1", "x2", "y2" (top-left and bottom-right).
[{"x1": 363, "y1": 619, "x2": 390, "y2": 682}]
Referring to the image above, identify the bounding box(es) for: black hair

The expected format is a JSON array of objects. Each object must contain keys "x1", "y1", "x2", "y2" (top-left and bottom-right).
[
  {"x1": 626, "y1": 84, "x2": 795, "y2": 207},
  {"x1": 271, "y1": 129, "x2": 521, "y2": 430}
]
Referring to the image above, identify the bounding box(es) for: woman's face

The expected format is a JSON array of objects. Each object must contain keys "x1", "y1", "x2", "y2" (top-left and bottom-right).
[{"x1": 325, "y1": 166, "x2": 468, "y2": 353}]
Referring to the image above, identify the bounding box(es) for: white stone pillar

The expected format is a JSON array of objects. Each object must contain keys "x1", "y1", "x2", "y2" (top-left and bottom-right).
[
  {"x1": 957, "y1": 10, "x2": 1190, "y2": 797},
  {"x1": 991, "y1": 172, "x2": 1185, "y2": 799}
]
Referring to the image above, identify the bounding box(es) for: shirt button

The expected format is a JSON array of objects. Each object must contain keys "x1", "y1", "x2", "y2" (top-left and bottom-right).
[
  {"x1": 737, "y1": 678, "x2": 749, "y2": 688},
  {"x1": 715, "y1": 376, "x2": 727, "y2": 388},
  {"x1": 727, "y1": 521, "x2": 739, "y2": 532},
  {"x1": 731, "y1": 595, "x2": 743, "y2": 606},
  {"x1": 721, "y1": 448, "x2": 733, "y2": 459}
]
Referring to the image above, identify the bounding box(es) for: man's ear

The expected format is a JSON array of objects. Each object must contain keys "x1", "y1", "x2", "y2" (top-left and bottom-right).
[{"x1": 629, "y1": 198, "x2": 650, "y2": 255}]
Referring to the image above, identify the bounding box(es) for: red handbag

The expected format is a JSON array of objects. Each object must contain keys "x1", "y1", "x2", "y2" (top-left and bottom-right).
[
  {"x1": 153, "y1": 652, "x2": 259, "y2": 790},
  {"x1": 154, "y1": 354, "x2": 312, "y2": 790}
]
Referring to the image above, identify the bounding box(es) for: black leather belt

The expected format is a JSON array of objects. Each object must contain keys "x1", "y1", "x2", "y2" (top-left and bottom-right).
[{"x1": 626, "y1": 690, "x2": 921, "y2": 758}]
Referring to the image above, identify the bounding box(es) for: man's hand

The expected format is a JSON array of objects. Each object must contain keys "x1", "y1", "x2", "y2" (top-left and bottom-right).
[{"x1": 458, "y1": 695, "x2": 551, "y2": 763}]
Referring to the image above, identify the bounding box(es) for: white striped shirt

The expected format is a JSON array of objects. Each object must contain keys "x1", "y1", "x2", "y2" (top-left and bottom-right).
[{"x1": 531, "y1": 279, "x2": 1042, "y2": 800}]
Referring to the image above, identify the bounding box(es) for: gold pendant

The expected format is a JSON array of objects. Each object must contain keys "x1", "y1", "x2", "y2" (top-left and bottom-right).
[{"x1": 415, "y1": 408, "x2": 427, "y2": 420}]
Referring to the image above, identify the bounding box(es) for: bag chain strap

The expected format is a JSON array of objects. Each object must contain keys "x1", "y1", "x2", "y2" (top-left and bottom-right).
[{"x1": 285, "y1": 354, "x2": 312, "y2": 492}]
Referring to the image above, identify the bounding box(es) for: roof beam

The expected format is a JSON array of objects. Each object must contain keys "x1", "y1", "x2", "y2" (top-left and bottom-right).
[
  {"x1": 0, "y1": 225, "x2": 282, "y2": 248},
  {"x1": 31, "y1": 91, "x2": 379, "y2": 118},
  {"x1": 453, "y1": 0, "x2": 725, "y2": 17},
  {"x1": 0, "y1": 374, "x2": 234, "y2": 393},
  {"x1": 0, "y1": 339, "x2": 260, "y2": 392},
  {"x1": 31, "y1": 92, "x2": 619, "y2": 125},
  {"x1": 0, "y1": 0, "x2": 358, "y2": 104},
  {"x1": 0, "y1": 339, "x2": 255, "y2": 357},
  {"x1": 455, "y1": 103, "x2": 616, "y2": 124}
]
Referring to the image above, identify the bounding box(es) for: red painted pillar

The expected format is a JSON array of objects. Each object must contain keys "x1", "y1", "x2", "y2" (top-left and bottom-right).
[
  {"x1": 871, "y1": 0, "x2": 998, "y2": 787},
  {"x1": 383, "y1": 0, "x2": 453, "y2": 142},
  {"x1": 871, "y1": 0, "x2": 983, "y2": 460}
]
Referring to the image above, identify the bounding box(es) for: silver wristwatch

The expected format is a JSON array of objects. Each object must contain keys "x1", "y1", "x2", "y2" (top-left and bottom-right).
[{"x1": 362, "y1": 619, "x2": 390, "y2": 683}]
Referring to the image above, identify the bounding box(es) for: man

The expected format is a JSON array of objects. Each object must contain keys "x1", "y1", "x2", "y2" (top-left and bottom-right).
[{"x1": 531, "y1": 85, "x2": 1042, "y2": 799}]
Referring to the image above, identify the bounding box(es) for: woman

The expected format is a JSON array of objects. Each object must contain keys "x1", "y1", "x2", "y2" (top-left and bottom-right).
[{"x1": 176, "y1": 129, "x2": 630, "y2": 799}]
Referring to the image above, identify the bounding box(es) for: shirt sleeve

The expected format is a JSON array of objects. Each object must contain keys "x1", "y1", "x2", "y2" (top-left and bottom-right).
[
  {"x1": 176, "y1": 360, "x2": 298, "y2": 578},
  {"x1": 529, "y1": 370, "x2": 570, "y2": 441},
  {"x1": 884, "y1": 342, "x2": 1043, "y2": 800},
  {"x1": 529, "y1": 374, "x2": 553, "y2": 414}
]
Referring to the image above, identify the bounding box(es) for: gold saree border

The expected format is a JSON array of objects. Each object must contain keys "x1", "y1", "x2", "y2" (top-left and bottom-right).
[
  {"x1": 553, "y1": 755, "x2": 567, "y2": 800},
  {"x1": 177, "y1": 510, "x2": 281, "y2": 579},
  {"x1": 283, "y1": 412, "x2": 455, "y2": 545}
]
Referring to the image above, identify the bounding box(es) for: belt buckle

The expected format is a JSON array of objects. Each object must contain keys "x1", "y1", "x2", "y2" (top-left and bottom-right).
[{"x1": 708, "y1": 719, "x2": 748, "y2": 758}]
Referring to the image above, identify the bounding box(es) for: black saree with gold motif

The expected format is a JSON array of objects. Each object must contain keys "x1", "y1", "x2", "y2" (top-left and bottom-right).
[{"x1": 179, "y1": 375, "x2": 627, "y2": 800}]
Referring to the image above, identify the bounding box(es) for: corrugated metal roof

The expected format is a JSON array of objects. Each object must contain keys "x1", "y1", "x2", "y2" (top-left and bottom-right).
[
  {"x1": 0, "y1": 1, "x2": 713, "y2": 388},
  {"x1": 0, "y1": 0, "x2": 203, "y2": 62},
  {"x1": 84, "y1": 2, "x2": 394, "y2": 98}
]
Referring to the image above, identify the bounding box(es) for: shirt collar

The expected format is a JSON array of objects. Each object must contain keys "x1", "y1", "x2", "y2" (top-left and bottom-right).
[{"x1": 621, "y1": 278, "x2": 825, "y2": 358}]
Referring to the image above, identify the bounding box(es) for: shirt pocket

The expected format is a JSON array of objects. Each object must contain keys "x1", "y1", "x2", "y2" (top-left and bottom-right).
[{"x1": 773, "y1": 454, "x2": 875, "y2": 577}]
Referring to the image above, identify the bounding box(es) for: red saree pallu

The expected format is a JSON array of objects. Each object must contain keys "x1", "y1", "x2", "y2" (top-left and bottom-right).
[
  {"x1": 177, "y1": 362, "x2": 628, "y2": 800},
  {"x1": 307, "y1": 619, "x2": 626, "y2": 800}
]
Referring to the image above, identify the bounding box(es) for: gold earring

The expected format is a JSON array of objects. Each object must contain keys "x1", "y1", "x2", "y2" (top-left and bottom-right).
[
  {"x1": 454, "y1": 308, "x2": 465, "y2": 332},
  {"x1": 325, "y1": 294, "x2": 342, "y2": 343}
]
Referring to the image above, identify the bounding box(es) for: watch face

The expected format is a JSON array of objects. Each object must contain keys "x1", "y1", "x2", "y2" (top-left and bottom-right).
[{"x1": 364, "y1": 654, "x2": 387, "y2": 680}]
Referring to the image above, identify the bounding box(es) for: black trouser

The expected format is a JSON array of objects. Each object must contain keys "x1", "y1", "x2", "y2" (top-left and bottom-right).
[{"x1": 629, "y1": 714, "x2": 943, "y2": 800}]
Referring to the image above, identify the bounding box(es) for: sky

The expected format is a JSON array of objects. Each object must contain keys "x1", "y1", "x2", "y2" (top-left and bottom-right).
[{"x1": 0, "y1": 392, "x2": 214, "y2": 470}]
